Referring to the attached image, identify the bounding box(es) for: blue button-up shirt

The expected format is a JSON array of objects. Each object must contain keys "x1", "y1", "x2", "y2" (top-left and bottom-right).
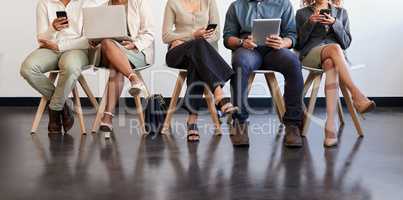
[{"x1": 223, "y1": 0, "x2": 297, "y2": 49}]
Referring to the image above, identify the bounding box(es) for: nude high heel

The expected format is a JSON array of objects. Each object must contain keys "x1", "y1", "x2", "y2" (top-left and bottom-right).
[
  {"x1": 353, "y1": 98, "x2": 376, "y2": 115},
  {"x1": 324, "y1": 129, "x2": 338, "y2": 148}
]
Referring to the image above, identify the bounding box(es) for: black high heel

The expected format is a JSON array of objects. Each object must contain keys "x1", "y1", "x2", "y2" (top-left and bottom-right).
[
  {"x1": 216, "y1": 98, "x2": 239, "y2": 115},
  {"x1": 187, "y1": 123, "x2": 200, "y2": 142}
]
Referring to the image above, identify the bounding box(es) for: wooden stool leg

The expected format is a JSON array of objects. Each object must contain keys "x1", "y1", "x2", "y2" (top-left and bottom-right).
[
  {"x1": 302, "y1": 72, "x2": 316, "y2": 110},
  {"x1": 339, "y1": 83, "x2": 363, "y2": 136},
  {"x1": 73, "y1": 86, "x2": 86, "y2": 135},
  {"x1": 78, "y1": 75, "x2": 99, "y2": 110},
  {"x1": 302, "y1": 74, "x2": 322, "y2": 137},
  {"x1": 135, "y1": 71, "x2": 151, "y2": 97},
  {"x1": 134, "y1": 95, "x2": 146, "y2": 135},
  {"x1": 247, "y1": 73, "x2": 256, "y2": 94},
  {"x1": 31, "y1": 72, "x2": 58, "y2": 134},
  {"x1": 265, "y1": 73, "x2": 285, "y2": 123},
  {"x1": 31, "y1": 97, "x2": 49, "y2": 134},
  {"x1": 204, "y1": 87, "x2": 222, "y2": 135},
  {"x1": 337, "y1": 98, "x2": 345, "y2": 126},
  {"x1": 161, "y1": 71, "x2": 187, "y2": 134},
  {"x1": 303, "y1": 72, "x2": 317, "y2": 97},
  {"x1": 91, "y1": 84, "x2": 108, "y2": 133}
]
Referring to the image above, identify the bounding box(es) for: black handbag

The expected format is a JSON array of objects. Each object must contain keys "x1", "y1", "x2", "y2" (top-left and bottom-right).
[{"x1": 144, "y1": 94, "x2": 168, "y2": 134}]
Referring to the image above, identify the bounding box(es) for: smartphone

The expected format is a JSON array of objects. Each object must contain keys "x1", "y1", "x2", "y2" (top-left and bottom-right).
[
  {"x1": 206, "y1": 24, "x2": 217, "y2": 31},
  {"x1": 320, "y1": 9, "x2": 331, "y2": 16},
  {"x1": 56, "y1": 11, "x2": 68, "y2": 24}
]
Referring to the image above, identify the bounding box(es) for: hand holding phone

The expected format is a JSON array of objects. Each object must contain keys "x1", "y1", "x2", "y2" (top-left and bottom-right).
[
  {"x1": 206, "y1": 24, "x2": 217, "y2": 31},
  {"x1": 53, "y1": 11, "x2": 69, "y2": 31},
  {"x1": 319, "y1": 9, "x2": 331, "y2": 16},
  {"x1": 319, "y1": 9, "x2": 336, "y2": 25}
]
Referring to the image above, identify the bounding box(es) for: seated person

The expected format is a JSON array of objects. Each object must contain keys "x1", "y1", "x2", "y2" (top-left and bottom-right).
[
  {"x1": 162, "y1": 0, "x2": 237, "y2": 142},
  {"x1": 91, "y1": 0, "x2": 155, "y2": 134},
  {"x1": 20, "y1": 0, "x2": 106, "y2": 134},
  {"x1": 223, "y1": 0, "x2": 305, "y2": 147},
  {"x1": 296, "y1": 0, "x2": 376, "y2": 147}
]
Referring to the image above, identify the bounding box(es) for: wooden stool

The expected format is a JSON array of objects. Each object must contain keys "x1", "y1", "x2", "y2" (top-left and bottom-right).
[
  {"x1": 161, "y1": 69, "x2": 222, "y2": 135},
  {"x1": 302, "y1": 66, "x2": 363, "y2": 137},
  {"x1": 91, "y1": 67, "x2": 151, "y2": 135},
  {"x1": 31, "y1": 70, "x2": 99, "y2": 135},
  {"x1": 227, "y1": 70, "x2": 286, "y2": 125}
]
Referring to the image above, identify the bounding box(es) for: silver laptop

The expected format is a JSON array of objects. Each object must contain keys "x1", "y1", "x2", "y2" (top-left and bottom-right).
[
  {"x1": 83, "y1": 5, "x2": 131, "y2": 42},
  {"x1": 252, "y1": 19, "x2": 281, "y2": 46}
]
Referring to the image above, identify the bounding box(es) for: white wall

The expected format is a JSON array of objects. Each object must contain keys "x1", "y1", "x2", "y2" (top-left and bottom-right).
[{"x1": 0, "y1": 0, "x2": 402, "y2": 98}]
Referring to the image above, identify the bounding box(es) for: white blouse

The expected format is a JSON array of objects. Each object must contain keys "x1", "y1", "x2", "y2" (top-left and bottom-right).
[{"x1": 36, "y1": 0, "x2": 108, "y2": 52}]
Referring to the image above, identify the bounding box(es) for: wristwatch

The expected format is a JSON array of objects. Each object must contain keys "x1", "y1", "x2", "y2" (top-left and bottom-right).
[{"x1": 238, "y1": 39, "x2": 244, "y2": 47}]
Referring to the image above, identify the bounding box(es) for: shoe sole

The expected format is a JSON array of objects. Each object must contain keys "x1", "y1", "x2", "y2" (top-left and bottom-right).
[
  {"x1": 48, "y1": 131, "x2": 62, "y2": 135},
  {"x1": 233, "y1": 143, "x2": 250, "y2": 148},
  {"x1": 284, "y1": 143, "x2": 303, "y2": 148},
  {"x1": 359, "y1": 101, "x2": 376, "y2": 114}
]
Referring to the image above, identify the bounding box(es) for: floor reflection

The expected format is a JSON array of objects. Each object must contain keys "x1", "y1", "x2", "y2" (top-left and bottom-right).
[{"x1": 29, "y1": 131, "x2": 372, "y2": 200}]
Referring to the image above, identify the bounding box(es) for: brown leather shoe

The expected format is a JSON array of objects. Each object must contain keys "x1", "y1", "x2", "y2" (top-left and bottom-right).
[
  {"x1": 230, "y1": 120, "x2": 250, "y2": 147},
  {"x1": 62, "y1": 100, "x2": 75, "y2": 133},
  {"x1": 284, "y1": 125, "x2": 303, "y2": 148},
  {"x1": 48, "y1": 108, "x2": 62, "y2": 134}
]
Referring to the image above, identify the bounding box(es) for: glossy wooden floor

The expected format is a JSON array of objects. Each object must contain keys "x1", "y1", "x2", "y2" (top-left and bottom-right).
[{"x1": 1, "y1": 107, "x2": 402, "y2": 200}]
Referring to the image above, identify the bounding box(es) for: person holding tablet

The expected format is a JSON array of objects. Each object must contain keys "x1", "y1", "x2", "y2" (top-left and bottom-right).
[
  {"x1": 91, "y1": 0, "x2": 155, "y2": 134},
  {"x1": 223, "y1": 0, "x2": 304, "y2": 147},
  {"x1": 296, "y1": 0, "x2": 375, "y2": 147},
  {"x1": 162, "y1": 0, "x2": 237, "y2": 142},
  {"x1": 20, "y1": 0, "x2": 106, "y2": 134}
]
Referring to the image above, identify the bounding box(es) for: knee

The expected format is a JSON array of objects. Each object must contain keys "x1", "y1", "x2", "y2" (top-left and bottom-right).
[
  {"x1": 322, "y1": 58, "x2": 335, "y2": 71},
  {"x1": 100, "y1": 39, "x2": 115, "y2": 51},
  {"x1": 326, "y1": 44, "x2": 343, "y2": 55},
  {"x1": 60, "y1": 65, "x2": 82, "y2": 77},
  {"x1": 232, "y1": 48, "x2": 261, "y2": 73},
  {"x1": 279, "y1": 52, "x2": 302, "y2": 75},
  {"x1": 20, "y1": 59, "x2": 37, "y2": 80}
]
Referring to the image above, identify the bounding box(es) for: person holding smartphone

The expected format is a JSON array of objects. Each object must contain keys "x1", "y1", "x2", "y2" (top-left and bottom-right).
[
  {"x1": 296, "y1": 0, "x2": 375, "y2": 147},
  {"x1": 20, "y1": 0, "x2": 107, "y2": 134},
  {"x1": 223, "y1": 0, "x2": 304, "y2": 147},
  {"x1": 162, "y1": 0, "x2": 237, "y2": 142},
  {"x1": 89, "y1": 0, "x2": 155, "y2": 134}
]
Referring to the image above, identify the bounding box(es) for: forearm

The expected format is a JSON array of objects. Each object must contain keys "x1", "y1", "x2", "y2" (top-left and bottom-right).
[{"x1": 58, "y1": 37, "x2": 89, "y2": 52}]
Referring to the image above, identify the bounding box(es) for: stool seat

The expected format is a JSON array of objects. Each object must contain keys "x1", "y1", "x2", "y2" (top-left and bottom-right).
[{"x1": 302, "y1": 66, "x2": 324, "y2": 73}]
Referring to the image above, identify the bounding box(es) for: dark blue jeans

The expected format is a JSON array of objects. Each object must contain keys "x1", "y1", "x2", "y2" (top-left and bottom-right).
[{"x1": 231, "y1": 47, "x2": 304, "y2": 126}]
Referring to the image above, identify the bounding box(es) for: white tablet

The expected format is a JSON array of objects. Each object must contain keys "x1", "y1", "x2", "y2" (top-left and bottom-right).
[{"x1": 252, "y1": 19, "x2": 281, "y2": 46}]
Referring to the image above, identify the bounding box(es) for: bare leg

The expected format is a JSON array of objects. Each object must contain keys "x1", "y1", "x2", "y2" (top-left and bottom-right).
[
  {"x1": 101, "y1": 39, "x2": 140, "y2": 84},
  {"x1": 101, "y1": 69, "x2": 125, "y2": 125},
  {"x1": 213, "y1": 86, "x2": 224, "y2": 102},
  {"x1": 322, "y1": 58, "x2": 339, "y2": 138},
  {"x1": 321, "y1": 44, "x2": 365, "y2": 101}
]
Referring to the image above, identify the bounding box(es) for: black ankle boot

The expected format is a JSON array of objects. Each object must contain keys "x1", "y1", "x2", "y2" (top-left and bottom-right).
[
  {"x1": 62, "y1": 100, "x2": 75, "y2": 133},
  {"x1": 48, "y1": 108, "x2": 62, "y2": 134}
]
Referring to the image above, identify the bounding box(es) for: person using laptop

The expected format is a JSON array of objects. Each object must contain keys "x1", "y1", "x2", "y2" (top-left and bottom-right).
[
  {"x1": 296, "y1": 0, "x2": 375, "y2": 147},
  {"x1": 92, "y1": 0, "x2": 155, "y2": 133},
  {"x1": 223, "y1": 0, "x2": 305, "y2": 147},
  {"x1": 20, "y1": 0, "x2": 106, "y2": 134},
  {"x1": 162, "y1": 0, "x2": 237, "y2": 142}
]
